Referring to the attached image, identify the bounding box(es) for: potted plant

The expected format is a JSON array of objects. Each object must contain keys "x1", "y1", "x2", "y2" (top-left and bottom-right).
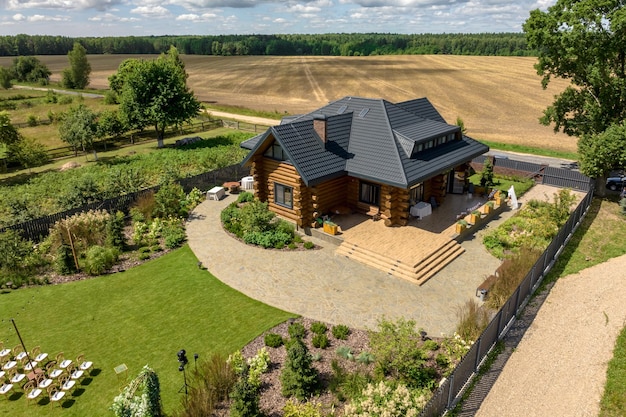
[
  {"x1": 482, "y1": 201, "x2": 494, "y2": 214},
  {"x1": 455, "y1": 219, "x2": 468, "y2": 234},
  {"x1": 470, "y1": 210, "x2": 482, "y2": 224},
  {"x1": 495, "y1": 190, "x2": 507, "y2": 206},
  {"x1": 323, "y1": 220, "x2": 338, "y2": 235}
]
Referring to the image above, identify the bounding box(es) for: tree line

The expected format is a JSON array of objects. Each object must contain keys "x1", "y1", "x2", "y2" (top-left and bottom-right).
[{"x1": 0, "y1": 33, "x2": 534, "y2": 57}]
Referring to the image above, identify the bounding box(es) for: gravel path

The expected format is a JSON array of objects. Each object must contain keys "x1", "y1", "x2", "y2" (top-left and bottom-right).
[{"x1": 475, "y1": 253, "x2": 626, "y2": 416}]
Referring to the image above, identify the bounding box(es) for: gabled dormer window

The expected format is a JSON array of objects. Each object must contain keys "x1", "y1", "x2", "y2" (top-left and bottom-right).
[{"x1": 264, "y1": 140, "x2": 289, "y2": 161}]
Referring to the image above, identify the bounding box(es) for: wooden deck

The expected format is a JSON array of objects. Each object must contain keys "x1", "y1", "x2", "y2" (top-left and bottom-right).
[{"x1": 332, "y1": 193, "x2": 491, "y2": 285}]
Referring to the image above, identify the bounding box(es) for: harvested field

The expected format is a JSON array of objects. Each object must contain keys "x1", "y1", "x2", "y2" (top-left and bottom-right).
[{"x1": 1, "y1": 54, "x2": 576, "y2": 154}]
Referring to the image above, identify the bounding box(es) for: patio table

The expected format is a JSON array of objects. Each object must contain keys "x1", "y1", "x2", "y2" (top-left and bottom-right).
[{"x1": 410, "y1": 201, "x2": 432, "y2": 218}]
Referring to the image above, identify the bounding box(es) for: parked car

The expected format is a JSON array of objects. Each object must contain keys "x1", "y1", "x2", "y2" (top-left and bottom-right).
[{"x1": 606, "y1": 175, "x2": 626, "y2": 191}]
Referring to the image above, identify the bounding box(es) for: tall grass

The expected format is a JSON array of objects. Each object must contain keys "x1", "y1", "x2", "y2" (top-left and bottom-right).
[{"x1": 455, "y1": 299, "x2": 490, "y2": 342}]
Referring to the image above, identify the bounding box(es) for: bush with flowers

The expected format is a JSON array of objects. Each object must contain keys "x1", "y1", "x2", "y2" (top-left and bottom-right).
[{"x1": 343, "y1": 380, "x2": 429, "y2": 417}]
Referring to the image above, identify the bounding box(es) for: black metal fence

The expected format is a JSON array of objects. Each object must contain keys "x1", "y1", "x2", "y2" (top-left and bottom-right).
[
  {"x1": 0, "y1": 163, "x2": 249, "y2": 242},
  {"x1": 419, "y1": 175, "x2": 595, "y2": 417},
  {"x1": 471, "y1": 156, "x2": 592, "y2": 192}
]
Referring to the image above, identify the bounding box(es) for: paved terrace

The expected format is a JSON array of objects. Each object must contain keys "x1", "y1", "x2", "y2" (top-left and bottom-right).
[{"x1": 186, "y1": 191, "x2": 515, "y2": 336}]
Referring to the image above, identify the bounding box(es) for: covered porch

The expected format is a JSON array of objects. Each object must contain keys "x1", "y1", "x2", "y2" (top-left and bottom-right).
[{"x1": 319, "y1": 192, "x2": 505, "y2": 285}]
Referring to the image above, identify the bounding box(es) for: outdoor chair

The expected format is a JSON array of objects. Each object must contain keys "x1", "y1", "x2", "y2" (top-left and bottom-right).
[
  {"x1": 56, "y1": 352, "x2": 72, "y2": 370},
  {"x1": 0, "y1": 370, "x2": 5, "y2": 381},
  {"x1": 24, "y1": 380, "x2": 43, "y2": 405},
  {"x1": 23, "y1": 360, "x2": 38, "y2": 372},
  {"x1": 0, "y1": 343, "x2": 10, "y2": 361},
  {"x1": 0, "y1": 382, "x2": 13, "y2": 399},
  {"x1": 13, "y1": 345, "x2": 26, "y2": 362},
  {"x1": 59, "y1": 375, "x2": 76, "y2": 395},
  {"x1": 430, "y1": 196, "x2": 438, "y2": 209},
  {"x1": 32, "y1": 346, "x2": 48, "y2": 363},
  {"x1": 45, "y1": 362, "x2": 63, "y2": 380},
  {"x1": 67, "y1": 364, "x2": 84, "y2": 381},
  {"x1": 8, "y1": 368, "x2": 25, "y2": 385},
  {"x1": 36, "y1": 373, "x2": 53, "y2": 390},
  {"x1": 76, "y1": 354, "x2": 93, "y2": 374},
  {"x1": 2, "y1": 360, "x2": 16, "y2": 372},
  {"x1": 47, "y1": 385, "x2": 65, "y2": 407}
]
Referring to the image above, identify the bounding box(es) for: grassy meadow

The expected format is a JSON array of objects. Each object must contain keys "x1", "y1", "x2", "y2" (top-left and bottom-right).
[
  {"x1": 0, "y1": 245, "x2": 296, "y2": 416},
  {"x1": 0, "y1": 54, "x2": 578, "y2": 155}
]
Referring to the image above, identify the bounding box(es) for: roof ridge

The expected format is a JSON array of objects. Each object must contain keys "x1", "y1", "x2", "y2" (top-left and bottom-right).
[{"x1": 381, "y1": 100, "x2": 409, "y2": 187}]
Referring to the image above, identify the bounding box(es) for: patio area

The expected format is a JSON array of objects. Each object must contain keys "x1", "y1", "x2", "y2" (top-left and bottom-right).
[{"x1": 320, "y1": 193, "x2": 501, "y2": 285}]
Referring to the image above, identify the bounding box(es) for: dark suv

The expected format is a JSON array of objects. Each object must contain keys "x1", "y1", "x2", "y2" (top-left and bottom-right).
[{"x1": 606, "y1": 175, "x2": 626, "y2": 191}]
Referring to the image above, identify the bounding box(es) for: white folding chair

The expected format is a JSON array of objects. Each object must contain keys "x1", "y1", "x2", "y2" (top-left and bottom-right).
[
  {"x1": 47, "y1": 385, "x2": 65, "y2": 407},
  {"x1": 24, "y1": 381, "x2": 43, "y2": 406},
  {"x1": 76, "y1": 354, "x2": 93, "y2": 374}
]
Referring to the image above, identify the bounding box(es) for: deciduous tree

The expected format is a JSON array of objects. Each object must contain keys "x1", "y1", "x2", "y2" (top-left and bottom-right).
[
  {"x1": 10, "y1": 56, "x2": 50, "y2": 84},
  {"x1": 523, "y1": 0, "x2": 626, "y2": 180},
  {"x1": 61, "y1": 42, "x2": 91, "y2": 89},
  {"x1": 111, "y1": 47, "x2": 200, "y2": 148},
  {"x1": 59, "y1": 104, "x2": 98, "y2": 159},
  {"x1": 0, "y1": 67, "x2": 11, "y2": 89}
]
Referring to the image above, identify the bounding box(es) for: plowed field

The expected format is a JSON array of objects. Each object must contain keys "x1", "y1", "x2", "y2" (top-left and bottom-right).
[{"x1": 2, "y1": 54, "x2": 577, "y2": 153}]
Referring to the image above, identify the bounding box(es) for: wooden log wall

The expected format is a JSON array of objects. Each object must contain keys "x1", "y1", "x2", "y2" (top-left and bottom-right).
[
  {"x1": 253, "y1": 158, "x2": 309, "y2": 226},
  {"x1": 380, "y1": 185, "x2": 410, "y2": 226},
  {"x1": 309, "y1": 176, "x2": 350, "y2": 226}
]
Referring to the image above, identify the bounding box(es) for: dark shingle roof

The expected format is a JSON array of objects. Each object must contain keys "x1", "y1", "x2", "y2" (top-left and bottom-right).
[{"x1": 241, "y1": 96, "x2": 489, "y2": 187}]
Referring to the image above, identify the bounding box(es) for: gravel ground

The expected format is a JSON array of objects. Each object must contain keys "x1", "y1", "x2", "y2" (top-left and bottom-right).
[{"x1": 475, "y1": 253, "x2": 626, "y2": 416}]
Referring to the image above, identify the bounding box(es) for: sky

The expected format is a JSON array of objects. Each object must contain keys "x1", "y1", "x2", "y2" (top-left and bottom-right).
[{"x1": 0, "y1": 0, "x2": 555, "y2": 37}]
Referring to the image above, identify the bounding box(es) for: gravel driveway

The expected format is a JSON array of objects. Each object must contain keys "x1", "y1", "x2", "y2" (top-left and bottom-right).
[{"x1": 475, "y1": 253, "x2": 626, "y2": 416}]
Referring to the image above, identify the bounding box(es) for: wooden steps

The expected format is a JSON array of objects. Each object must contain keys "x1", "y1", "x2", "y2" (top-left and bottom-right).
[{"x1": 336, "y1": 238, "x2": 465, "y2": 285}]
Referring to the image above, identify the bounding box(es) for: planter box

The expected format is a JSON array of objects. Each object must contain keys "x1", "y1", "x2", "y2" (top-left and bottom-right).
[
  {"x1": 455, "y1": 223, "x2": 467, "y2": 234},
  {"x1": 482, "y1": 204, "x2": 493, "y2": 214},
  {"x1": 323, "y1": 223, "x2": 338, "y2": 235},
  {"x1": 470, "y1": 213, "x2": 481, "y2": 224}
]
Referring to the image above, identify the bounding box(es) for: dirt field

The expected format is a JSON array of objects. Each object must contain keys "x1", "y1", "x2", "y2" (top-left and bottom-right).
[{"x1": 0, "y1": 54, "x2": 577, "y2": 154}]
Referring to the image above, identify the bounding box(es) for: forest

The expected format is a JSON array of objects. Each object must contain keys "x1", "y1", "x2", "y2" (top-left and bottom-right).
[{"x1": 0, "y1": 32, "x2": 533, "y2": 57}]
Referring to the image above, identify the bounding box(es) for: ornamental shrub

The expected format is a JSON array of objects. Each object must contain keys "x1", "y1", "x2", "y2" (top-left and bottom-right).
[
  {"x1": 288, "y1": 322, "x2": 306, "y2": 340},
  {"x1": 83, "y1": 245, "x2": 118, "y2": 276},
  {"x1": 154, "y1": 181, "x2": 187, "y2": 219},
  {"x1": 422, "y1": 340, "x2": 439, "y2": 351},
  {"x1": 106, "y1": 211, "x2": 126, "y2": 250},
  {"x1": 162, "y1": 219, "x2": 186, "y2": 249},
  {"x1": 55, "y1": 244, "x2": 77, "y2": 275},
  {"x1": 369, "y1": 317, "x2": 430, "y2": 388},
  {"x1": 343, "y1": 381, "x2": 429, "y2": 417},
  {"x1": 329, "y1": 360, "x2": 372, "y2": 402},
  {"x1": 332, "y1": 324, "x2": 350, "y2": 340},
  {"x1": 303, "y1": 241, "x2": 315, "y2": 250},
  {"x1": 264, "y1": 333, "x2": 284, "y2": 348},
  {"x1": 236, "y1": 191, "x2": 254, "y2": 203},
  {"x1": 239, "y1": 200, "x2": 275, "y2": 233},
  {"x1": 310, "y1": 322, "x2": 327, "y2": 335},
  {"x1": 312, "y1": 333, "x2": 330, "y2": 349},
  {"x1": 229, "y1": 367, "x2": 262, "y2": 417},
  {"x1": 280, "y1": 338, "x2": 319, "y2": 400},
  {"x1": 283, "y1": 399, "x2": 323, "y2": 417}
]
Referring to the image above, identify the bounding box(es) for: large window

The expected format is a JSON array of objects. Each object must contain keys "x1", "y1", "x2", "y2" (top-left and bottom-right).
[
  {"x1": 359, "y1": 181, "x2": 380, "y2": 206},
  {"x1": 275, "y1": 183, "x2": 293, "y2": 208},
  {"x1": 264, "y1": 141, "x2": 289, "y2": 161}
]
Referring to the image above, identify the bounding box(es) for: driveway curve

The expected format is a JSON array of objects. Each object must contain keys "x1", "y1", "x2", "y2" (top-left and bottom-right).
[{"x1": 186, "y1": 195, "x2": 502, "y2": 335}]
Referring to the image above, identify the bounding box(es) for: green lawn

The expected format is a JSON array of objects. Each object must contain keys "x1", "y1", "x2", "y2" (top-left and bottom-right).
[{"x1": 0, "y1": 245, "x2": 296, "y2": 416}]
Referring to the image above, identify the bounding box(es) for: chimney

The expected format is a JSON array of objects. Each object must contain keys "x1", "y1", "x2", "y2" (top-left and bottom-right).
[{"x1": 313, "y1": 114, "x2": 328, "y2": 144}]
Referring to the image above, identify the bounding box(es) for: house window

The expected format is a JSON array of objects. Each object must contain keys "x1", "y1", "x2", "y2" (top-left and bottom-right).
[
  {"x1": 275, "y1": 183, "x2": 293, "y2": 208},
  {"x1": 264, "y1": 141, "x2": 288, "y2": 161},
  {"x1": 359, "y1": 181, "x2": 380, "y2": 206}
]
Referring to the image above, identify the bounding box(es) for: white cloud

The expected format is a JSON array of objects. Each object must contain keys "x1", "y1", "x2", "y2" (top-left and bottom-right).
[
  {"x1": 176, "y1": 13, "x2": 218, "y2": 21},
  {"x1": 130, "y1": 5, "x2": 171, "y2": 17},
  {"x1": 12, "y1": 13, "x2": 26, "y2": 21},
  {"x1": 6, "y1": 0, "x2": 122, "y2": 11},
  {"x1": 89, "y1": 13, "x2": 140, "y2": 22}
]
